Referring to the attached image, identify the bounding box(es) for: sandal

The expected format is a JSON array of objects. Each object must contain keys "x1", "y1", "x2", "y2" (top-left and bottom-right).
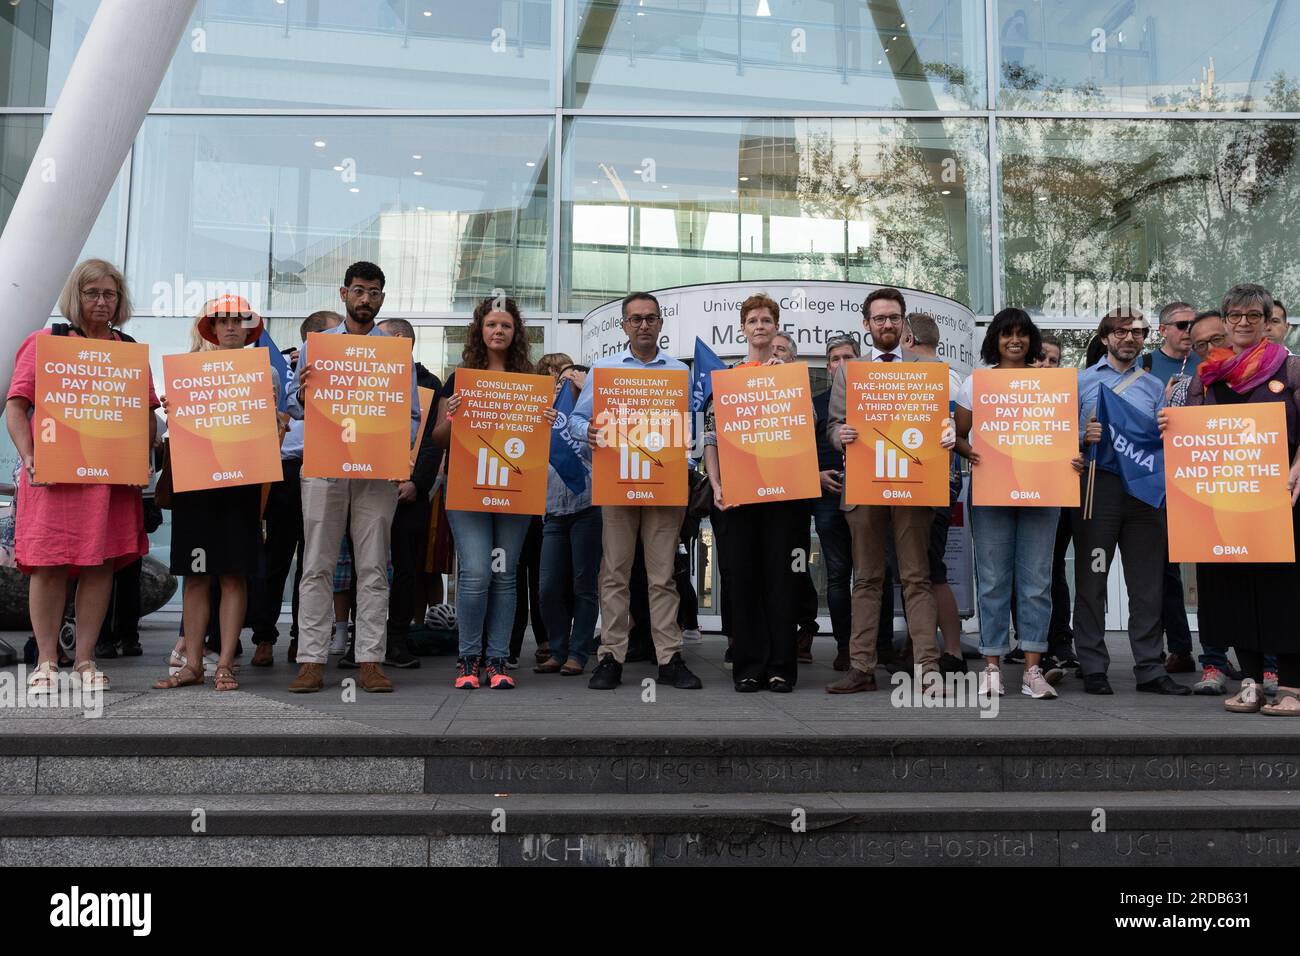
[
  {"x1": 533, "y1": 657, "x2": 563, "y2": 674},
  {"x1": 1224, "y1": 678, "x2": 1264, "y2": 713},
  {"x1": 72, "y1": 661, "x2": 109, "y2": 691},
  {"x1": 214, "y1": 666, "x2": 239, "y2": 692},
  {"x1": 1262, "y1": 687, "x2": 1300, "y2": 716},
  {"x1": 27, "y1": 660, "x2": 57, "y2": 696},
  {"x1": 560, "y1": 659, "x2": 585, "y2": 676},
  {"x1": 153, "y1": 663, "x2": 203, "y2": 690}
]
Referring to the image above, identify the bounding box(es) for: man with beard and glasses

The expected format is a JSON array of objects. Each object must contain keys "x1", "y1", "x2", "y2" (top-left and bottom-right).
[
  {"x1": 1074, "y1": 308, "x2": 1189, "y2": 697},
  {"x1": 286, "y1": 261, "x2": 420, "y2": 694}
]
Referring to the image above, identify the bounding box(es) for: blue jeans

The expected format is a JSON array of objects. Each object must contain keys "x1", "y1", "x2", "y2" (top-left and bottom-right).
[
  {"x1": 446, "y1": 510, "x2": 531, "y2": 660},
  {"x1": 972, "y1": 505, "x2": 1059, "y2": 656},
  {"x1": 812, "y1": 492, "x2": 853, "y2": 649},
  {"x1": 539, "y1": 506, "x2": 603, "y2": 666}
]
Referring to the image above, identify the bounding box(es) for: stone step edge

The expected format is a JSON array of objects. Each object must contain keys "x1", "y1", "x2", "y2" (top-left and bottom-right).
[
  {"x1": 3, "y1": 734, "x2": 1300, "y2": 757},
  {"x1": 0, "y1": 793, "x2": 1294, "y2": 836}
]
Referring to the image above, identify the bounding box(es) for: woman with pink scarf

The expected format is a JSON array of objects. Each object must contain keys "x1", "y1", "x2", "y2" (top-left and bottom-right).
[{"x1": 1162, "y1": 284, "x2": 1300, "y2": 715}]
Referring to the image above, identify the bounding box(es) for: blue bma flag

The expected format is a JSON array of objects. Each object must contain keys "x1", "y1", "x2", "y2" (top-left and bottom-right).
[
  {"x1": 549, "y1": 380, "x2": 589, "y2": 495},
  {"x1": 1094, "y1": 384, "x2": 1165, "y2": 508},
  {"x1": 257, "y1": 328, "x2": 290, "y2": 412},
  {"x1": 691, "y1": 337, "x2": 726, "y2": 413}
]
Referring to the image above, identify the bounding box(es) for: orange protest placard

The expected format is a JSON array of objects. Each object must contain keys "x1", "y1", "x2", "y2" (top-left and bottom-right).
[
  {"x1": 1164, "y1": 404, "x2": 1294, "y2": 563},
  {"x1": 591, "y1": 367, "x2": 689, "y2": 506},
  {"x1": 711, "y1": 362, "x2": 820, "y2": 507},
  {"x1": 410, "y1": 385, "x2": 436, "y2": 470},
  {"x1": 34, "y1": 334, "x2": 150, "y2": 485},
  {"x1": 446, "y1": 369, "x2": 552, "y2": 515},
  {"x1": 162, "y1": 349, "x2": 283, "y2": 493},
  {"x1": 845, "y1": 361, "x2": 950, "y2": 507},
  {"x1": 302, "y1": 332, "x2": 412, "y2": 480},
  {"x1": 970, "y1": 368, "x2": 1079, "y2": 507}
]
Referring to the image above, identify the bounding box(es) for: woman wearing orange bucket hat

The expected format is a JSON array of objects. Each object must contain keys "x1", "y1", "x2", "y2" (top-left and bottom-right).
[{"x1": 154, "y1": 295, "x2": 279, "y2": 692}]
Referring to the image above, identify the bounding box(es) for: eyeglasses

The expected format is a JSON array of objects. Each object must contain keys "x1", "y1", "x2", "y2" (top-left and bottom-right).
[
  {"x1": 1110, "y1": 327, "x2": 1150, "y2": 340},
  {"x1": 869, "y1": 313, "x2": 904, "y2": 325},
  {"x1": 1193, "y1": 334, "x2": 1229, "y2": 354},
  {"x1": 624, "y1": 314, "x2": 661, "y2": 326},
  {"x1": 1225, "y1": 311, "x2": 1265, "y2": 325},
  {"x1": 347, "y1": 286, "x2": 384, "y2": 300},
  {"x1": 80, "y1": 289, "x2": 118, "y2": 303}
]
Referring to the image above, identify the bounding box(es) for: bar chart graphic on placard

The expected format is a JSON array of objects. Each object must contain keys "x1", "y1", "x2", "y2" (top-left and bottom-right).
[
  {"x1": 875, "y1": 440, "x2": 910, "y2": 479},
  {"x1": 619, "y1": 444, "x2": 655, "y2": 481},
  {"x1": 872, "y1": 428, "x2": 921, "y2": 482},
  {"x1": 474, "y1": 436, "x2": 522, "y2": 489}
]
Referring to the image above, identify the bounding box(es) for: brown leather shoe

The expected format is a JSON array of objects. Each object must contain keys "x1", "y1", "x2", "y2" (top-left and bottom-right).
[
  {"x1": 251, "y1": 643, "x2": 274, "y2": 667},
  {"x1": 358, "y1": 662, "x2": 394, "y2": 693},
  {"x1": 288, "y1": 662, "x2": 324, "y2": 693},
  {"x1": 826, "y1": 667, "x2": 877, "y2": 694},
  {"x1": 797, "y1": 633, "x2": 814, "y2": 663},
  {"x1": 1164, "y1": 652, "x2": 1195, "y2": 674},
  {"x1": 832, "y1": 648, "x2": 850, "y2": 671}
]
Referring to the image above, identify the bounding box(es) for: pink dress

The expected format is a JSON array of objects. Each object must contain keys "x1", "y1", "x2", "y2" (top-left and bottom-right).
[{"x1": 6, "y1": 328, "x2": 160, "y2": 575}]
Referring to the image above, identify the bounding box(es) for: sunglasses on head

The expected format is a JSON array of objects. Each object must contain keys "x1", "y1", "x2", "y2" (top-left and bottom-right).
[{"x1": 1166, "y1": 320, "x2": 1192, "y2": 332}]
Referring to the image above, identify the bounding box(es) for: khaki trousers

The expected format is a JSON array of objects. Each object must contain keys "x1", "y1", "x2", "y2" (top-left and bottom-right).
[
  {"x1": 846, "y1": 505, "x2": 939, "y2": 674},
  {"x1": 597, "y1": 505, "x2": 685, "y2": 665},
  {"x1": 298, "y1": 477, "x2": 398, "y2": 664}
]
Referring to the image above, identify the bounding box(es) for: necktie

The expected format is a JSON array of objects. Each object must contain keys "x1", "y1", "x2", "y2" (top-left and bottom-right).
[{"x1": 880, "y1": 353, "x2": 896, "y2": 362}]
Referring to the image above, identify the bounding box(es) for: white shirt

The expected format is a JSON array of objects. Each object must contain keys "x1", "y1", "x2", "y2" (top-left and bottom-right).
[{"x1": 870, "y1": 345, "x2": 903, "y2": 362}]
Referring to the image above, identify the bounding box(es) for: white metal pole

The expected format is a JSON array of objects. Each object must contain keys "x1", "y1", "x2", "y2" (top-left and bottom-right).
[{"x1": 0, "y1": 0, "x2": 197, "y2": 394}]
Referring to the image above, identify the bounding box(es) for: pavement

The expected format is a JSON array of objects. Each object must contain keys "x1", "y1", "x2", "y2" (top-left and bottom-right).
[{"x1": 0, "y1": 618, "x2": 1285, "y2": 741}]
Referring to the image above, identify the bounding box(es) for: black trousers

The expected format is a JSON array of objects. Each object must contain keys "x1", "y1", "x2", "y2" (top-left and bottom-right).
[
  {"x1": 676, "y1": 515, "x2": 699, "y2": 629},
  {"x1": 388, "y1": 495, "x2": 431, "y2": 637},
  {"x1": 98, "y1": 558, "x2": 142, "y2": 646},
  {"x1": 718, "y1": 499, "x2": 806, "y2": 686},
  {"x1": 510, "y1": 515, "x2": 547, "y2": 658},
  {"x1": 796, "y1": 502, "x2": 819, "y2": 634},
  {"x1": 251, "y1": 458, "x2": 303, "y2": 644}
]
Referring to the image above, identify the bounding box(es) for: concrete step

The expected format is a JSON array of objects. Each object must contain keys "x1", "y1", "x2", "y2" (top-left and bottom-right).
[
  {"x1": 3, "y1": 735, "x2": 1300, "y2": 795},
  {"x1": 1, "y1": 791, "x2": 1297, "y2": 866}
]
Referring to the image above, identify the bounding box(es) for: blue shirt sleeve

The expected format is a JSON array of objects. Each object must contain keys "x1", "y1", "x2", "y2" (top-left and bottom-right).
[
  {"x1": 569, "y1": 367, "x2": 596, "y2": 443},
  {"x1": 286, "y1": 340, "x2": 308, "y2": 421}
]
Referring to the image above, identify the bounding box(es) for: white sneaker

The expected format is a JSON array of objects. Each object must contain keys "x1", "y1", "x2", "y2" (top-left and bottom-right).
[
  {"x1": 681, "y1": 629, "x2": 703, "y2": 643},
  {"x1": 979, "y1": 665, "x2": 1004, "y2": 697},
  {"x1": 328, "y1": 628, "x2": 349, "y2": 655},
  {"x1": 1022, "y1": 665, "x2": 1059, "y2": 699}
]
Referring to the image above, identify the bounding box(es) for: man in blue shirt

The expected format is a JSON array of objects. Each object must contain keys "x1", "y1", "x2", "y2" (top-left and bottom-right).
[
  {"x1": 285, "y1": 261, "x2": 420, "y2": 695},
  {"x1": 1075, "y1": 307, "x2": 1189, "y2": 697},
  {"x1": 570, "y1": 292, "x2": 702, "y2": 692}
]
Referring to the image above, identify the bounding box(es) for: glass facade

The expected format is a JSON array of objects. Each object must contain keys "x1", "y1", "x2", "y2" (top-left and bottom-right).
[{"x1": 1, "y1": 0, "x2": 1296, "y2": 622}]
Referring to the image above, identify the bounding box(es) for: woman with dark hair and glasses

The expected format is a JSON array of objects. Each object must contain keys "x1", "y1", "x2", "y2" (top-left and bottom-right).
[
  {"x1": 953, "y1": 308, "x2": 1061, "y2": 699},
  {"x1": 1160, "y1": 284, "x2": 1300, "y2": 715}
]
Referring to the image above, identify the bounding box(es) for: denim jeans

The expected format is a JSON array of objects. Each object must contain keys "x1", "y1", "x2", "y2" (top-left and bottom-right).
[
  {"x1": 446, "y1": 510, "x2": 531, "y2": 660},
  {"x1": 539, "y1": 506, "x2": 603, "y2": 666},
  {"x1": 812, "y1": 492, "x2": 853, "y2": 649},
  {"x1": 972, "y1": 505, "x2": 1059, "y2": 656}
]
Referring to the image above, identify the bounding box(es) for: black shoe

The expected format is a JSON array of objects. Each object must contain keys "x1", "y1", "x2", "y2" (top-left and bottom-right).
[
  {"x1": 119, "y1": 640, "x2": 143, "y2": 657},
  {"x1": 734, "y1": 677, "x2": 761, "y2": 692},
  {"x1": 588, "y1": 655, "x2": 623, "y2": 690},
  {"x1": 338, "y1": 639, "x2": 358, "y2": 669},
  {"x1": 94, "y1": 639, "x2": 119, "y2": 659},
  {"x1": 1005, "y1": 645, "x2": 1025, "y2": 664},
  {"x1": 658, "y1": 652, "x2": 702, "y2": 689},
  {"x1": 767, "y1": 676, "x2": 792, "y2": 693},
  {"x1": 1137, "y1": 674, "x2": 1192, "y2": 696},
  {"x1": 1083, "y1": 673, "x2": 1113, "y2": 695},
  {"x1": 939, "y1": 652, "x2": 967, "y2": 675},
  {"x1": 1055, "y1": 654, "x2": 1081, "y2": 670},
  {"x1": 385, "y1": 634, "x2": 421, "y2": 669}
]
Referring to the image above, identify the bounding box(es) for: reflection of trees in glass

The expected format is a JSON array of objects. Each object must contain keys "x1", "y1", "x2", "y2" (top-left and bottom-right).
[
  {"x1": 794, "y1": 118, "x2": 988, "y2": 308},
  {"x1": 1002, "y1": 70, "x2": 1300, "y2": 318}
]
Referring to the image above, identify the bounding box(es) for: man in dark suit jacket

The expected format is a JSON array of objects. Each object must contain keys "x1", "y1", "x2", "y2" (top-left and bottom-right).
[{"x1": 825, "y1": 288, "x2": 949, "y2": 693}]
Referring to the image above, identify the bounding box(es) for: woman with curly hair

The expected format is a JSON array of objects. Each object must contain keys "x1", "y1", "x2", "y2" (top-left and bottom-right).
[{"x1": 432, "y1": 296, "x2": 552, "y2": 690}]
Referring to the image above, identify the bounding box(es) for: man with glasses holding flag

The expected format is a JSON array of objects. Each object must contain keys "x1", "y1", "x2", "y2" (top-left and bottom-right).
[{"x1": 1075, "y1": 307, "x2": 1190, "y2": 697}]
